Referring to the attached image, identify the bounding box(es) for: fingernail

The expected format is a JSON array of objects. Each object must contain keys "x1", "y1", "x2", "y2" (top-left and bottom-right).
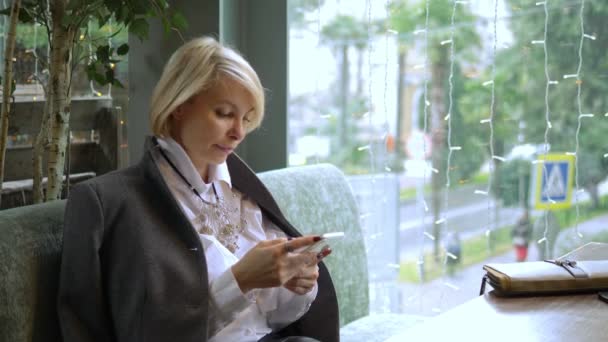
[
  {"x1": 313, "y1": 236, "x2": 322, "y2": 242},
  {"x1": 317, "y1": 248, "x2": 332, "y2": 260}
]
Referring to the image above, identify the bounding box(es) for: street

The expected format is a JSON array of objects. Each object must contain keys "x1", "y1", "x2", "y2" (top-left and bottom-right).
[
  {"x1": 396, "y1": 213, "x2": 608, "y2": 316},
  {"x1": 398, "y1": 183, "x2": 522, "y2": 260},
  {"x1": 398, "y1": 180, "x2": 608, "y2": 260}
]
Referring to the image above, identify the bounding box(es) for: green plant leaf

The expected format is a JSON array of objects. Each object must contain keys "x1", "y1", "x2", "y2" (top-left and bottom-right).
[
  {"x1": 116, "y1": 43, "x2": 129, "y2": 55},
  {"x1": 117, "y1": 5, "x2": 130, "y2": 24},
  {"x1": 66, "y1": 0, "x2": 83, "y2": 11},
  {"x1": 131, "y1": 0, "x2": 148, "y2": 14},
  {"x1": 86, "y1": 63, "x2": 98, "y2": 80},
  {"x1": 129, "y1": 18, "x2": 149, "y2": 41},
  {"x1": 96, "y1": 45, "x2": 111, "y2": 62},
  {"x1": 105, "y1": 68, "x2": 115, "y2": 83},
  {"x1": 0, "y1": 6, "x2": 33, "y2": 23},
  {"x1": 171, "y1": 11, "x2": 188, "y2": 31},
  {"x1": 19, "y1": 8, "x2": 34, "y2": 23},
  {"x1": 112, "y1": 78, "x2": 124, "y2": 88},
  {"x1": 93, "y1": 72, "x2": 106, "y2": 85},
  {"x1": 97, "y1": 14, "x2": 111, "y2": 27},
  {"x1": 61, "y1": 14, "x2": 78, "y2": 28},
  {"x1": 104, "y1": 0, "x2": 122, "y2": 13}
]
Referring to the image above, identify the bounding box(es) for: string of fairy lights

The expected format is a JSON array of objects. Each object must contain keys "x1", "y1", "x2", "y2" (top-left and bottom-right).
[
  {"x1": 436, "y1": 0, "x2": 464, "y2": 299},
  {"x1": 418, "y1": 0, "x2": 431, "y2": 285},
  {"x1": 384, "y1": 0, "x2": 393, "y2": 176},
  {"x1": 572, "y1": 0, "x2": 593, "y2": 238},
  {"x1": 482, "y1": 0, "x2": 499, "y2": 253},
  {"x1": 364, "y1": 0, "x2": 375, "y2": 178},
  {"x1": 533, "y1": 0, "x2": 554, "y2": 256},
  {"x1": 359, "y1": 0, "x2": 378, "y2": 247},
  {"x1": 530, "y1": 0, "x2": 596, "y2": 253},
  {"x1": 314, "y1": 0, "x2": 323, "y2": 165}
]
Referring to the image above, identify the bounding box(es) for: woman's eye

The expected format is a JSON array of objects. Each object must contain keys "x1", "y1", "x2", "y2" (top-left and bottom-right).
[
  {"x1": 243, "y1": 116, "x2": 252, "y2": 123},
  {"x1": 215, "y1": 110, "x2": 232, "y2": 117}
]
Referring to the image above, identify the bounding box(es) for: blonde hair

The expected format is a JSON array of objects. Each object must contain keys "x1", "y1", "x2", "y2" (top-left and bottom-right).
[{"x1": 150, "y1": 37, "x2": 265, "y2": 137}]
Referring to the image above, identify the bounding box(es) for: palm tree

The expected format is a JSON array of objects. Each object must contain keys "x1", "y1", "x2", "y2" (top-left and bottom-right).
[
  {"x1": 388, "y1": 0, "x2": 480, "y2": 260},
  {"x1": 426, "y1": 1, "x2": 479, "y2": 261},
  {"x1": 289, "y1": 0, "x2": 325, "y2": 31},
  {"x1": 386, "y1": 0, "x2": 417, "y2": 162},
  {"x1": 320, "y1": 14, "x2": 369, "y2": 147}
]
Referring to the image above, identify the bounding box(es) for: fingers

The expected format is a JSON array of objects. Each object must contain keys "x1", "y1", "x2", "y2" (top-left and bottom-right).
[
  {"x1": 258, "y1": 238, "x2": 288, "y2": 248},
  {"x1": 282, "y1": 235, "x2": 322, "y2": 253},
  {"x1": 287, "y1": 250, "x2": 318, "y2": 269},
  {"x1": 284, "y1": 277, "x2": 317, "y2": 295},
  {"x1": 283, "y1": 241, "x2": 295, "y2": 253},
  {"x1": 296, "y1": 263, "x2": 319, "y2": 278},
  {"x1": 285, "y1": 285, "x2": 315, "y2": 295},
  {"x1": 316, "y1": 247, "x2": 332, "y2": 263}
]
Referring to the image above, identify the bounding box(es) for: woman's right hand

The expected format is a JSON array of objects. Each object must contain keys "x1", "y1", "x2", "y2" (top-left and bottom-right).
[{"x1": 231, "y1": 236, "x2": 320, "y2": 293}]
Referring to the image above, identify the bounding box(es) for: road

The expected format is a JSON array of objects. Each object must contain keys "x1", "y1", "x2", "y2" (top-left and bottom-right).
[
  {"x1": 396, "y1": 213, "x2": 608, "y2": 316},
  {"x1": 398, "y1": 180, "x2": 608, "y2": 260}
]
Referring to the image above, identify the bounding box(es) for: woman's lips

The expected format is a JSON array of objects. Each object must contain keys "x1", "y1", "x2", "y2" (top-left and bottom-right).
[{"x1": 215, "y1": 145, "x2": 234, "y2": 154}]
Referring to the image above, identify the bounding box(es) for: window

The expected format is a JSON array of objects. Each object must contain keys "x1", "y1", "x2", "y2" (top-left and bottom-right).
[
  {"x1": 0, "y1": 13, "x2": 129, "y2": 208},
  {"x1": 1, "y1": 19, "x2": 128, "y2": 147},
  {"x1": 288, "y1": 0, "x2": 608, "y2": 316}
]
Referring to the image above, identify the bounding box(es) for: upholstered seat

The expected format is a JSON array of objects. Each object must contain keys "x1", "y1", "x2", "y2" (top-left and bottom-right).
[
  {"x1": 0, "y1": 200, "x2": 64, "y2": 341},
  {"x1": 259, "y1": 164, "x2": 425, "y2": 341},
  {"x1": 0, "y1": 164, "x2": 423, "y2": 342}
]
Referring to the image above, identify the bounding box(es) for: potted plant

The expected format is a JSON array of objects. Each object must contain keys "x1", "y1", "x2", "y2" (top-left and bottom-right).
[{"x1": 0, "y1": 0, "x2": 187, "y2": 205}]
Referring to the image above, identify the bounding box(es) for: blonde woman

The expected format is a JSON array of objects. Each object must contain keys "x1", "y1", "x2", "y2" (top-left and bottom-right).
[{"x1": 58, "y1": 37, "x2": 338, "y2": 342}]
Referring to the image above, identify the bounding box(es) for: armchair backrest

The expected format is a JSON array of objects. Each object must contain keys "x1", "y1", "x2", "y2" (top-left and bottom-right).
[
  {"x1": 259, "y1": 164, "x2": 370, "y2": 326},
  {"x1": 0, "y1": 164, "x2": 369, "y2": 341},
  {"x1": 0, "y1": 200, "x2": 65, "y2": 342}
]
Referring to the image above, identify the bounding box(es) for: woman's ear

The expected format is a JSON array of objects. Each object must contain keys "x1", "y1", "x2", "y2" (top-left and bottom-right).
[{"x1": 172, "y1": 104, "x2": 184, "y2": 120}]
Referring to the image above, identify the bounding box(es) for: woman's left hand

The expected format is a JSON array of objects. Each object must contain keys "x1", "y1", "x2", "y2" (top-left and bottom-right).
[{"x1": 283, "y1": 248, "x2": 331, "y2": 295}]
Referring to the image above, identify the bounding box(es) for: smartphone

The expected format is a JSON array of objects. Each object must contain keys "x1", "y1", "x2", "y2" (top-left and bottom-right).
[
  {"x1": 299, "y1": 232, "x2": 345, "y2": 254},
  {"x1": 599, "y1": 291, "x2": 608, "y2": 304}
]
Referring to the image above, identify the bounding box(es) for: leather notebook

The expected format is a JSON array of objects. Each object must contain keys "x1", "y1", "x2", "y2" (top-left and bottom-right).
[{"x1": 480, "y1": 242, "x2": 608, "y2": 296}]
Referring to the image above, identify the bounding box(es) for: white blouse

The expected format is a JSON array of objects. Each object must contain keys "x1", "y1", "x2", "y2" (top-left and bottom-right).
[{"x1": 152, "y1": 137, "x2": 317, "y2": 341}]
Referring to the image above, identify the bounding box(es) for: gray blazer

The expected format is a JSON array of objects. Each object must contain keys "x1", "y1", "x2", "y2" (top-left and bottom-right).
[{"x1": 57, "y1": 137, "x2": 339, "y2": 342}]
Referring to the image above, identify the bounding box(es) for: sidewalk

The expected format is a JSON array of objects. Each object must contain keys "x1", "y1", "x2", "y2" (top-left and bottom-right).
[{"x1": 397, "y1": 213, "x2": 608, "y2": 316}]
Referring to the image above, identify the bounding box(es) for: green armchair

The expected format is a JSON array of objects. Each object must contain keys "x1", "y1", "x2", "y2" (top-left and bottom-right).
[{"x1": 0, "y1": 164, "x2": 422, "y2": 342}]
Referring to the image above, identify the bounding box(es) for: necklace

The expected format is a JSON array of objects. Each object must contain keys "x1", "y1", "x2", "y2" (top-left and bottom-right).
[{"x1": 156, "y1": 141, "x2": 245, "y2": 253}]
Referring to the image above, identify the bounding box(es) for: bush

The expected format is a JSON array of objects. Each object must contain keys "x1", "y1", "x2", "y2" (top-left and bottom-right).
[{"x1": 492, "y1": 158, "x2": 531, "y2": 207}]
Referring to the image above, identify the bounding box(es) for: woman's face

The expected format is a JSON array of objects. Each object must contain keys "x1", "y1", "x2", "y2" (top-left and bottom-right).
[{"x1": 171, "y1": 76, "x2": 255, "y2": 177}]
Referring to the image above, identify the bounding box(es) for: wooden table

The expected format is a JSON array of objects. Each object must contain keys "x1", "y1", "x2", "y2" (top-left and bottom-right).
[{"x1": 385, "y1": 292, "x2": 608, "y2": 342}]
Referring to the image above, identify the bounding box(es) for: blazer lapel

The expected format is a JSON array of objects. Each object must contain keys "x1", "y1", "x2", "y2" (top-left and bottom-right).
[
  {"x1": 227, "y1": 154, "x2": 302, "y2": 238},
  {"x1": 140, "y1": 137, "x2": 206, "y2": 253}
]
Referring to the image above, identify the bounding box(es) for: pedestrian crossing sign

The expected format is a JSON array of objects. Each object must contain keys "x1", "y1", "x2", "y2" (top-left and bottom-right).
[{"x1": 533, "y1": 154, "x2": 574, "y2": 210}]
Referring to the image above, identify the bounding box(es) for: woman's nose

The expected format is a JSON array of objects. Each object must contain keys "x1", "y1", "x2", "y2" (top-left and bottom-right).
[{"x1": 229, "y1": 119, "x2": 245, "y2": 140}]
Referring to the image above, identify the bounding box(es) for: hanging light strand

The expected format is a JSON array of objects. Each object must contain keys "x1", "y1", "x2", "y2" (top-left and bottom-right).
[
  {"x1": 538, "y1": 1, "x2": 552, "y2": 253},
  {"x1": 443, "y1": 0, "x2": 461, "y2": 269},
  {"x1": 366, "y1": 0, "x2": 376, "y2": 176},
  {"x1": 384, "y1": 0, "x2": 392, "y2": 173},
  {"x1": 417, "y1": 0, "x2": 432, "y2": 272},
  {"x1": 483, "y1": 0, "x2": 499, "y2": 250},
  {"x1": 573, "y1": 0, "x2": 589, "y2": 239},
  {"x1": 314, "y1": 0, "x2": 323, "y2": 164}
]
